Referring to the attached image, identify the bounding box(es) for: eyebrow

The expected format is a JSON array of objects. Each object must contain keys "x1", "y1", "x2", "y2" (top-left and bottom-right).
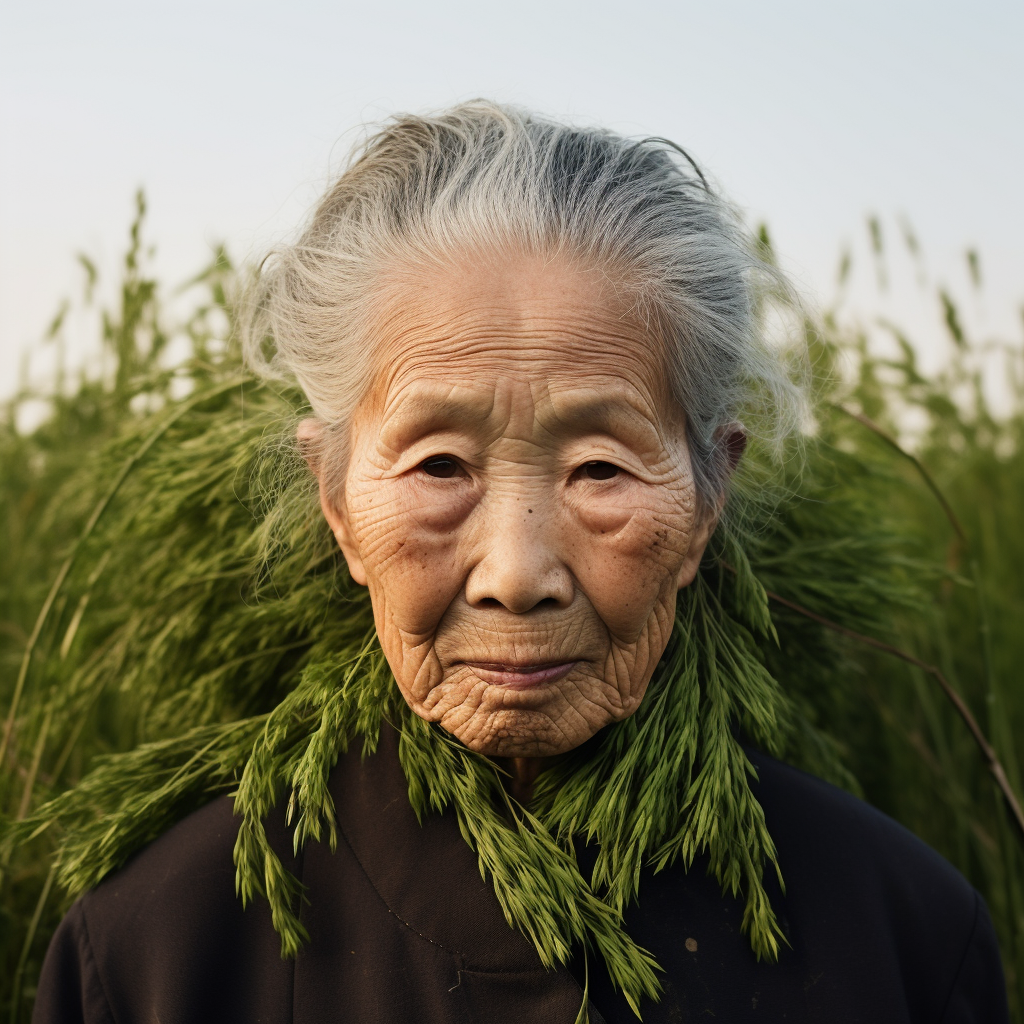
[
  {"x1": 377, "y1": 382, "x2": 500, "y2": 446},
  {"x1": 378, "y1": 379, "x2": 666, "y2": 453},
  {"x1": 544, "y1": 384, "x2": 661, "y2": 432}
]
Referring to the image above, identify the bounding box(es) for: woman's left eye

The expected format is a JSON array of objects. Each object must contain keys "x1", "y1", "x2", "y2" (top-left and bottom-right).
[
  {"x1": 418, "y1": 455, "x2": 461, "y2": 478},
  {"x1": 581, "y1": 461, "x2": 619, "y2": 480}
]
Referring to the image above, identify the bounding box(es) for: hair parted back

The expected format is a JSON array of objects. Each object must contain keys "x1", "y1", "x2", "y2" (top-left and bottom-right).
[{"x1": 243, "y1": 99, "x2": 803, "y2": 507}]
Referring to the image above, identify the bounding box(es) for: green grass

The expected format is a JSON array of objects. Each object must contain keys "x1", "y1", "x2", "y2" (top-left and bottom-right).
[{"x1": 1, "y1": 196, "x2": 1022, "y2": 1020}]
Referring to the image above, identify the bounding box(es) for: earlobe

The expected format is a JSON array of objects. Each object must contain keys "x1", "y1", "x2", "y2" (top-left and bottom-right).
[
  {"x1": 676, "y1": 519, "x2": 712, "y2": 590},
  {"x1": 298, "y1": 417, "x2": 368, "y2": 587},
  {"x1": 674, "y1": 422, "x2": 745, "y2": 590},
  {"x1": 318, "y1": 484, "x2": 368, "y2": 587}
]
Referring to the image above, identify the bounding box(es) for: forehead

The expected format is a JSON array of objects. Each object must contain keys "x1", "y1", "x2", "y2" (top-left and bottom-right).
[{"x1": 363, "y1": 253, "x2": 675, "y2": 421}]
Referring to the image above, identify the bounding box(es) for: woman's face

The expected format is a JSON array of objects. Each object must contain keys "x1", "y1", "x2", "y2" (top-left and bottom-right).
[{"x1": 314, "y1": 254, "x2": 717, "y2": 758}]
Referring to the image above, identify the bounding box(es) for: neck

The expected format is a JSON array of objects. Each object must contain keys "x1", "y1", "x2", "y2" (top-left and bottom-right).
[{"x1": 498, "y1": 756, "x2": 548, "y2": 806}]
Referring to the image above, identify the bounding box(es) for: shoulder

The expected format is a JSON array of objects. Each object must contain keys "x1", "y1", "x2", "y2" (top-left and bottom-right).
[
  {"x1": 747, "y1": 748, "x2": 975, "y2": 917},
  {"x1": 747, "y1": 749, "x2": 1008, "y2": 1022},
  {"x1": 35, "y1": 795, "x2": 295, "y2": 1024},
  {"x1": 78, "y1": 792, "x2": 263, "y2": 945},
  {"x1": 88, "y1": 792, "x2": 242, "y2": 911}
]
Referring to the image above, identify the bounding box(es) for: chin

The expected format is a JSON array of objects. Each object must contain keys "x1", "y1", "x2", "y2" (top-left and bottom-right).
[
  {"x1": 408, "y1": 666, "x2": 639, "y2": 758},
  {"x1": 444, "y1": 706, "x2": 592, "y2": 759}
]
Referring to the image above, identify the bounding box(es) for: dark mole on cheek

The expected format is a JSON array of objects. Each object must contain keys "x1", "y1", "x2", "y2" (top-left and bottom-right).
[{"x1": 528, "y1": 509, "x2": 533, "y2": 513}]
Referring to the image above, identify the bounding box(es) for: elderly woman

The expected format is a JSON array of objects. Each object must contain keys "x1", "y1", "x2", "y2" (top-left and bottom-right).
[{"x1": 34, "y1": 103, "x2": 1007, "y2": 1023}]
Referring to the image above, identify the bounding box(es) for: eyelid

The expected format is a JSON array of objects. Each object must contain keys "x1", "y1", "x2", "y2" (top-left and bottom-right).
[
  {"x1": 564, "y1": 432, "x2": 638, "y2": 464},
  {"x1": 573, "y1": 449, "x2": 632, "y2": 469},
  {"x1": 390, "y1": 441, "x2": 471, "y2": 476}
]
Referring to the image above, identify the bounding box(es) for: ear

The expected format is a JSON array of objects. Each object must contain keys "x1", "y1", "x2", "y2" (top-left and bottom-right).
[
  {"x1": 675, "y1": 513, "x2": 715, "y2": 590},
  {"x1": 719, "y1": 421, "x2": 747, "y2": 473},
  {"x1": 676, "y1": 421, "x2": 746, "y2": 590},
  {"x1": 298, "y1": 418, "x2": 368, "y2": 587}
]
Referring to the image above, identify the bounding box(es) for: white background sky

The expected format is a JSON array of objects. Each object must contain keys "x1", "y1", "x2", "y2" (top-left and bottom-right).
[{"x1": 2, "y1": 0, "x2": 1021, "y2": 400}]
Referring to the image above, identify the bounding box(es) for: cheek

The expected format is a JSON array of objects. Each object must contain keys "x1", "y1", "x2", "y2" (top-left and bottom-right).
[
  {"x1": 568, "y1": 484, "x2": 695, "y2": 639},
  {"x1": 346, "y1": 477, "x2": 476, "y2": 636}
]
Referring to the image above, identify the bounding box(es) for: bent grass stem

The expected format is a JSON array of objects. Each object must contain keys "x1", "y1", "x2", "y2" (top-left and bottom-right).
[{"x1": 755, "y1": 581, "x2": 1024, "y2": 842}]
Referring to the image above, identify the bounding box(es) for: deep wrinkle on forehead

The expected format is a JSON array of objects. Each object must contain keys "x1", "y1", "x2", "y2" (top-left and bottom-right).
[{"x1": 360, "y1": 253, "x2": 681, "y2": 458}]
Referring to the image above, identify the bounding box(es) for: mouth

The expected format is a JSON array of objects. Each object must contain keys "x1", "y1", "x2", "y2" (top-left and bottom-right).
[{"x1": 462, "y1": 660, "x2": 578, "y2": 690}]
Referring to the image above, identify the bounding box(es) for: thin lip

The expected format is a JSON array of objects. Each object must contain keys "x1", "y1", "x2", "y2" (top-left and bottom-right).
[{"x1": 461, "y1": 660, "x2": 578, "y2": 690}]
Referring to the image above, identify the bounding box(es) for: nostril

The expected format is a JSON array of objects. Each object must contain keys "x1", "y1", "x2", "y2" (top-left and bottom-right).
[
  {"x1": 469, "y1": 594, "x2": 568, "y2": 613},
  {"x1": 465, "y1": 548, "x2": 575, "y2": 613}
]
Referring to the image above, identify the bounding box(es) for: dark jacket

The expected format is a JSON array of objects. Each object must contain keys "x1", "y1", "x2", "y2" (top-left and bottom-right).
[{"x1": 34, "y1": 724, "x2": 1008, "y2": 1023}]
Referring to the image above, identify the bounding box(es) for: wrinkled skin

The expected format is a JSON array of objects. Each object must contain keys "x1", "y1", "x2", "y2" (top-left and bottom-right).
[{"x1": 309, "y1": 254, "x2": 728, "y2": 800}]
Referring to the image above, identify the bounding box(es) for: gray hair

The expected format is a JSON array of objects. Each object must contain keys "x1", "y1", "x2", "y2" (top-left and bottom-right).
[{"x1": 243, "y1": 100, "x2": 803, "y2": 509}]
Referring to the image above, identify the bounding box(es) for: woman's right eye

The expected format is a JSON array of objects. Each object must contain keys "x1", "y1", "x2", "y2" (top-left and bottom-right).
[{"x1": 418, "y1": 455, "x2": 460, "y2": 478}]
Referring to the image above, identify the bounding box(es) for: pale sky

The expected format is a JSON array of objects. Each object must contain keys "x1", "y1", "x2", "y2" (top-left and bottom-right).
[{"x1": 2, "y1": 0, "x2": 1022, "y2": 400}]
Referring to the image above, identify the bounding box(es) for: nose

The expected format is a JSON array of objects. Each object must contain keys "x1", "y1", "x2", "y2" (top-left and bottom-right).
[{"x1": 464, "y1": 495, "x2": 575, "y2": 614}]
